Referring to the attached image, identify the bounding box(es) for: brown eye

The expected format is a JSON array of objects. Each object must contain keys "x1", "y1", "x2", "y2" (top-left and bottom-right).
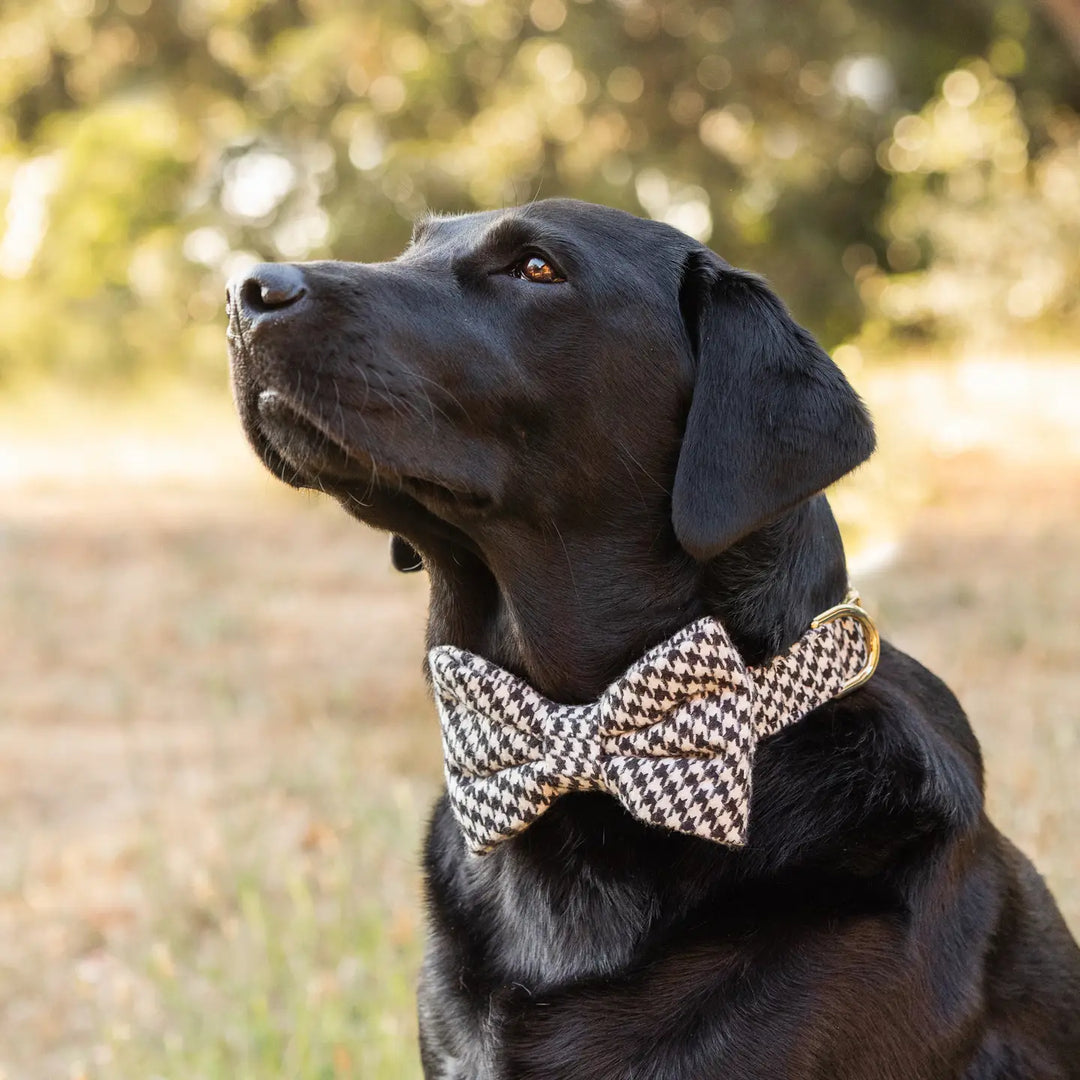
[{"x1": 516, "y1": 255, "x2": 565, "y2": 284}]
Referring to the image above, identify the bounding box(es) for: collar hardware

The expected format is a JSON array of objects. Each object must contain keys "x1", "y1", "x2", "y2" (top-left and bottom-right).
[{"x1": 810, "y1": 588, "x2": 880, "y2": 697}]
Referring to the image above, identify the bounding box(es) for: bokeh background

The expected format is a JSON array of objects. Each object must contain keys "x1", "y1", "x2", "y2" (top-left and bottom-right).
[{"x1": 1, "y1": 1, "x2": 1078, "y2": 1077}]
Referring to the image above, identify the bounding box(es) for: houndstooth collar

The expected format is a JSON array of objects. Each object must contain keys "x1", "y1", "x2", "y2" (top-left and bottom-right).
[{"x1": 429, "y1": 592, "x2": 878, "y2": 855}]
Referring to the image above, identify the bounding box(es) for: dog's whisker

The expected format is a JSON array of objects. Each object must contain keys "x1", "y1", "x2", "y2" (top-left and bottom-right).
[
  {"x1": 614, "y1": 446, "x2": 648, "y2": 508},
  {"x1": 403, "y1": 366, "x2": 471, "y2": 425},
  {"x1": 368, "y1": 366, "x2": 409, "y2": 421},
  {"x1": 615, "y1": 439, "x2": 671, "y2": 498},
  {"x1": 551, "y1": 520, "x2": 577, "y2": 601},
  {"x1": 333, "y1": 377, "x2": 348, "y2": 447},
  {"x1": 407, "y1": 374, "x2": 456, "y2": 425}
]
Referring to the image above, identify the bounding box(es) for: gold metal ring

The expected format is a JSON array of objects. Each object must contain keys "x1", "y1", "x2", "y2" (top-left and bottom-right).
[{"x1": 810, "y1": 589, "x2": 880, "y2": 697}]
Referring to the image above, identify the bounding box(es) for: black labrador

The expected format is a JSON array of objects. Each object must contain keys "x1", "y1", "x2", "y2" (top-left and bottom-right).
[{"x1": 226, "y1": 199, "x2": 1080, "y2": 1079}]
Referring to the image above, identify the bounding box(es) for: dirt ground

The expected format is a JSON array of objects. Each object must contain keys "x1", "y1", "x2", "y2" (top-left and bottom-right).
[{"x1": 0, "y1": 360, "x2": 1077, "y2": 1077}]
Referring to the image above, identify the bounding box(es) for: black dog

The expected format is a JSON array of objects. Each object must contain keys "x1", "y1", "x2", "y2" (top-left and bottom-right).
[{"x1": 227, "y1": 200, "x2": 1080, "y2": 1079}]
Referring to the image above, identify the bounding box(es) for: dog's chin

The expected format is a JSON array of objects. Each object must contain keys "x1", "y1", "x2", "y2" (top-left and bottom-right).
[
  {"x1": 254, "y1": 388, "x2": 364, "y2": 484},
  {"x1": 247, "y1": 385, "x2": 495, "y2": 520}
]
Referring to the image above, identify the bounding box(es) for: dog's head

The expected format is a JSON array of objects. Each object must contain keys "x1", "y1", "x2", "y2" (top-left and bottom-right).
[{"x1": 227, "y1": 199, "x2": 873, "y2": 579}]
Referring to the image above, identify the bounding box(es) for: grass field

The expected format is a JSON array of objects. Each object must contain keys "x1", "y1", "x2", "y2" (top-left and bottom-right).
[{"x1": 1, "y1": 357, "x2": 1078, "y2": 1079}]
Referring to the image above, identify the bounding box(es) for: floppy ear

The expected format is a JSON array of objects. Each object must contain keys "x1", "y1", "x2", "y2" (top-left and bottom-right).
[
  {"x1": 390, "y1": 534, "x2": 424, "y2": 573},
  {"x1": 672, "y1": 257, "x2": 875, "y2": 561}
]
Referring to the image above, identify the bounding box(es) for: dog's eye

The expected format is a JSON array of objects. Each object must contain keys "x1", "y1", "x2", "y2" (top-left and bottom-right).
[{"x1": 514, "y1": 255, "x2": 565, "y2": 284}]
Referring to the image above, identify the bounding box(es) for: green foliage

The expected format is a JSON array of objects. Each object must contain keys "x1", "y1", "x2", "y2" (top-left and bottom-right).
[
  {"x1": 0, "y1": 0, "x2": 1076, "y2": 386},
  {"x1": 861, "y1": 61, "x2": 1080, "y2": 344}
]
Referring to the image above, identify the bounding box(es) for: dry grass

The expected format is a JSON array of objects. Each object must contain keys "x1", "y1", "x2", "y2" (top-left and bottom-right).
[{"x1": 0, "y1": 358, "x2": 1077, "y2": 1078}]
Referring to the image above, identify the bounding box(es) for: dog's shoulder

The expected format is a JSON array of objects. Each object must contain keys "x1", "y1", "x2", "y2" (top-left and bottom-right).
[{"x1": 746, "y1": 639, "x2": 985, "y2": 873}]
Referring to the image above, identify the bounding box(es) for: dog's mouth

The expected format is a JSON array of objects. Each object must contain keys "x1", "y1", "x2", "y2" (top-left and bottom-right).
[
  {"x1": 228, "y1": 314, "x2": 367, "y2": 492},
  {"x1": 253, "y1": 386, "x2": 366, "y2": 484},
  {"x1": 230, "y1": 332, "x2": 494, "y2": 515}
]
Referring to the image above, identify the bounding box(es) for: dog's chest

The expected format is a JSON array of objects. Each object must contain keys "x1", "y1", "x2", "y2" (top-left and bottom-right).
[
  {"x1": 484, "y1": 865, "x2": 655, "y2": 987},
  {"x1": 420, "y1": 851, "x2": 660, "y2": 1077}
]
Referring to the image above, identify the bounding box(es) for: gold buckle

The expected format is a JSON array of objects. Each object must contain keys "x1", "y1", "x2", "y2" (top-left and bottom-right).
[{"x1": 810, "y1": 588, "x2": 880, "y2": 697}]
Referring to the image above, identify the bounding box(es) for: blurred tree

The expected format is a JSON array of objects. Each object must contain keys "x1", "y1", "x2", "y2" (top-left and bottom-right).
[
  {"x1": 863, "y1": 61, "x2": 1080, "y2": 345},
  {"x1": 0, "y1": 0, "x2": 1076, "y2": 385}
]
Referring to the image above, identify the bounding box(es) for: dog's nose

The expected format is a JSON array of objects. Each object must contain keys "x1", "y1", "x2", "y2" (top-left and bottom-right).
[{"x1": 227, "y1": 263, "x2": 308, "y2": 322}]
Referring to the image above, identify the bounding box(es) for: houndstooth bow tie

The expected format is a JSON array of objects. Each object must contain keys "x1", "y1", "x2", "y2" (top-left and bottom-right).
[{"x1": 429, "y1": 593, "x2": 878, "y2": 855}]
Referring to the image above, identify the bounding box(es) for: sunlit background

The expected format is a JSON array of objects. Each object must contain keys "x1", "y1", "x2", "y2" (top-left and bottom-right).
[{"x1": 1, "y1": 1, "x2": 1077, "y2": 1077}]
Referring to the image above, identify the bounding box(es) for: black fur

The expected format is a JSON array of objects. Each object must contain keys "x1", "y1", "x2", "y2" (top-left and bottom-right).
[{"x1": 226, "y1": 199, "x2": 1080, "y2": 1079}]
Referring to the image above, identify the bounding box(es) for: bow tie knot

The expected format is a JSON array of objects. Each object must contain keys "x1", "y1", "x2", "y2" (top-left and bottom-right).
[{"x1": 431, "y1": 602, "x2": 875, "y2": 855}]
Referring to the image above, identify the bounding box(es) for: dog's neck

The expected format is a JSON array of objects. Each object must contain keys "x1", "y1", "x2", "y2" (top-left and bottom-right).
[{"x1": 422, "y1": 495, "x2": 850, "y2": 704}]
